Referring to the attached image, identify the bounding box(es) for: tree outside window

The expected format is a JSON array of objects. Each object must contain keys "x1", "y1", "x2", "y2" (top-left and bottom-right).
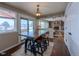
[{"x1": 1, "y1": 21, "x2": 10, "y2": 31}]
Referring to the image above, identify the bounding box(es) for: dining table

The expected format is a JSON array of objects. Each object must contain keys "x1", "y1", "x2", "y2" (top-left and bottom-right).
[{"x1": 19, "y1": 30, "x2": 49, "y2": 56}]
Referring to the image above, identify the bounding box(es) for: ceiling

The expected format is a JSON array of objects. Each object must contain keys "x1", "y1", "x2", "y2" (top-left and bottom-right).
[{"x1": 5, "y1": 2, "x2": 68, "y2": 17}]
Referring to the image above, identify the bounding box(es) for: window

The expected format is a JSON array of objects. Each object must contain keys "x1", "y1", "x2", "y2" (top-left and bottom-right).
[
  {"x1": 20, "y1": 18, "x2": 34, "y2": 40},
  {"x1": 20, "y1": 18, "x2": 28, "y2": 40},
  {"x1": 21, "y1": 20, "x2": 28, "y2": 30},
  {"x1": 29, "y1": 20, "x2": 34, "y2": 36},
  {"x1": 0, "y1": 7, "x2": 16, "y2": 33},
  {"x1": 39, "y1": 21, "x2": 48, "y2": 29},
  {"x1": 21, "y1": 19, "x2": 28, "y2": 35},
  {"x1": 0, "y1": 18, "x2": 15, "y2": 33},
  {"x1": 38, "y1": 20, "x2": 48, "y2": 35}
]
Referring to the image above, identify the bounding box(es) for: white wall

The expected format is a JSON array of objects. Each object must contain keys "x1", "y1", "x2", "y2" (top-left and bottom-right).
[
  {"x1": 64, "y1": 2, "x2": 79, "y2": 56},
  {"x1": 0, "y1": 32, "x2": 18, "y2": 51}
]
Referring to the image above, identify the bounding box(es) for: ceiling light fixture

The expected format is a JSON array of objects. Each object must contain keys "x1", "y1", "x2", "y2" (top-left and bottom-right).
[{"x1": 36, "y1": 4, "x2": 41, "y2": 17}]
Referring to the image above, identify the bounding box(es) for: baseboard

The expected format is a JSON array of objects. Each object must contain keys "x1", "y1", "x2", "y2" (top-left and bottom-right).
[{"x1": 0, "y1": 41, "x2": 24, "y2": 56}]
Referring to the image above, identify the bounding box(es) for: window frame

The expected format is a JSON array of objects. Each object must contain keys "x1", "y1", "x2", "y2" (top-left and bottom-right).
[
  {"x1": 20, "y1": 17, "x2": 34, "y2": 37},
  {"x1": 0, "y1": 15, "x2": 17, "y2": 33},
  {"x1": 38, "y1": 20, "x2": 49, "y2": 35}
]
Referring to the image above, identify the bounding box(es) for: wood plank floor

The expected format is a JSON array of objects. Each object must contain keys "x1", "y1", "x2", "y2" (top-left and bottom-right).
[
  {"x1": 1, "y1": 38, "x2": 70, "y2": 56},
  {"x1": 51, "y1": 39, "x2": 70, "y2": 56},
  {"x1": 11, "y1": 40, "x2": 70, "y2": 56}
]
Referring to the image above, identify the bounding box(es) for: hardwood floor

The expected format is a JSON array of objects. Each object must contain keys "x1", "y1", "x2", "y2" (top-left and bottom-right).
[
  {"x1": 51, "y1": 39, "x2": 70, "y2": 56},
  {"x1": 0, "y1": 38, "x2": 70, "y2": 56}
]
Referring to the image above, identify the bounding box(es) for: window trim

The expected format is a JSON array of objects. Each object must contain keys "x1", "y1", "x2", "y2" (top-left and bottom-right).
[{"x1": 0, "y1": 16, "x2": 16, "y2": 33}]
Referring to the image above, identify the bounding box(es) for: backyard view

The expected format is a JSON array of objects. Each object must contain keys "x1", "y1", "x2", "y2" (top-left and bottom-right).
[
  {"x1": 0, "y1": 7, "x2": 16, "y2": 33},
  {"x1": 20, "y1": 19, "x2": 48, "y2": 40},
  {"x1": 0, "y1": 18, "x2": 15, "y2": 33},
  {"x1": 21, "y1": 19, "x2": 34, "y2": 36},
  {"x1": 38, "y1": 21, "x2": 48, "y2": 35},
  {"x1": 0, "y1": 7, "x2": 48, "y2": 40},
  {"x1": 21, "y1": 19, "x2": 34, "y2": 40}
]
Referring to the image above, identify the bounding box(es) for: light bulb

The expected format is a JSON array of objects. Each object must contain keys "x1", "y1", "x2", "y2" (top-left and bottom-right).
[{"x1": 36, "y1": 13, "x2": 41, "y2": 16}]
